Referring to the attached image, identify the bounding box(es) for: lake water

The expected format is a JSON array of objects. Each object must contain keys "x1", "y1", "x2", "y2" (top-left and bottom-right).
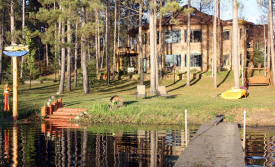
[
  {"x1": 0, "y1": 122, "x2": 274, "y2": 167},
  {"x1": 244, "y1": 127, "x2": 275, "y2": 167}
]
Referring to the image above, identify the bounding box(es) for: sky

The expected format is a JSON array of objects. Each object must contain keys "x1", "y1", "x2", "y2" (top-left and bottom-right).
[
  {"x1": 221, "y1": 0, "x2": 265, "y2": 24},
  {"x1": 180, "y1": 0, "x2": 265, "y2": 24}
]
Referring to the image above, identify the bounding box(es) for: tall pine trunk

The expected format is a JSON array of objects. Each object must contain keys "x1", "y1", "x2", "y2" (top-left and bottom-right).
[
  {"x1": 58, "y1": 17, "x2": 66, "y2": 94},
  {"x1": 139, "y1": 0, "x2": 144, "y2": 85},
  {"x1": 186, "y1": 0, "x2": 191, "y2": 87},
  {"x1": 54, "y1": 2, "x2": 57, "y2": 82},
  {"x1": 217, "y1": 0, "x2": 221, "y2": 72},
  {"x1": 81, "y1": 7, "x2": 89, "y2": 94},
  {"x1": 66, "y1": 19, "x2": 72, "y2": 92},
  {"x1": 154, "y1": 3, "x2": 158, "y2": 90},
  {"x1": 58, "y1": 9, "x2": 62, "y2": 80},
  {"x1": 74, "y1": 21, "x2": 78, "y2": 88},
  {"x1": 106, "y1": 0, "x2": 110, "y2": 85},
  {"x1": 11, "y1": 1, "x2": 16, "y2": 45},
  {"x1": 96, "y1": 9, "x2": 100, "y2": 75},
  {"x1": 112, "y1": 0, "x2": 118, "y2": 79},
  {"x1": 269, "y1": 0, "x2": 275, "y2": 84},
  {"x1": 159, "y1": 0, "x2": 163, "y2": 77},
  {"x1": 213, "y1": 0, "x2": 217, "y2": 88},
  {"x1": 233, "y1": 0, "x2": 240, "y2": 88},
  {"x1": 20, "y1": 0, "x2": 25, "y2": 79},
  {"x1": 149, "y1": 0, "x2": 157, "y2": 95},
  {"x1": 117, "y1": 1, "x2": 121, "y2": 50},
  {"x1": 0, "y1": 11, "x2": 3, "y2": 84}
]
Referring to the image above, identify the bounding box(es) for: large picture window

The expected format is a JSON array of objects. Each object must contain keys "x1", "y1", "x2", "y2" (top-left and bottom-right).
[
  {"x1": 165, "y1": 54, "x2": 181, "y2": 67},
  {"x1": 220, "y1": 54, "x2": 230, "y2": 68},
  {"x1": 165, "y1": 30, "x2": 181, "y2": 44},
  {"x1": 184, "y1": 30, "x2": 202, "y2": 42},
  {"x1": 185, "y1": 54, "x2": 202, "y2": 67}
]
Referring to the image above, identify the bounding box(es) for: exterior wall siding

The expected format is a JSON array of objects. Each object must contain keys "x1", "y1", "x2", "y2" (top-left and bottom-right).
[{"x1": 136, "y1": 23, "x2": 263, "y2": 73}]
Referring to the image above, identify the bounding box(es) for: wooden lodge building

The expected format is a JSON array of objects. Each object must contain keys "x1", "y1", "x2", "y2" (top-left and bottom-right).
[{"x1": 116, "y1": 6, "x2": 266, "y2": 73}]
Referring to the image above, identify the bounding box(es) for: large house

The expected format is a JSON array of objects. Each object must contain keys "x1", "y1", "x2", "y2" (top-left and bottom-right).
[{"x1": 116, "y1": 6, "x2": 265, "y2": 73}]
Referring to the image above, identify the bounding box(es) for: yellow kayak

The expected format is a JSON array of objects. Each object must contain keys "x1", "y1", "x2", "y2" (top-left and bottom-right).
[{"x1": 221, "y1": 88, "x2": 246, "y2": 100}]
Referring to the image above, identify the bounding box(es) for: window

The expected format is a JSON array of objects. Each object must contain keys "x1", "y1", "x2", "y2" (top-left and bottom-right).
[
  {"x1": 157, "y1": 31, "x2": 159, "y2": 44},
  {"x1": 240, "y1": 28, "x2": 242, "y2": 39},
  {"x1": 165, "y1": 55, "x2": 181, "y2": 67},
  {"x1": 220, "y1": 54, "x2": 230, "y2": 68},
  {"x1": 143, "y1": 33, "x2": 147, "y2": 44},
  {"x1": 165, "y1": 30, "x2": 181, "y2": 43},
  {"x1": 185, "y1": 54, "x2": 202, "y2": 67},
  {"x1": 184, "y1": 30, "x2": 202, "y2": 42},
  {"x1": 144, "y1": 58, "x2": 147, "y2": 73},
  {"x1": 223, "y1": 30, "x2": 230, "y2": 40}
]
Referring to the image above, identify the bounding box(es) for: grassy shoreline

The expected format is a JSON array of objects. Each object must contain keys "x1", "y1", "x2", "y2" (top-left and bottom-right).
[{"x1": 2, "y1": 71, "x2": 275, "y2": 126}]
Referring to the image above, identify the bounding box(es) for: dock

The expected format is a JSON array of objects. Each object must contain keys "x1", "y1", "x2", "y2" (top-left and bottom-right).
[{"x1": 175, "y1": 117, "x2": 245, "y2": 167}]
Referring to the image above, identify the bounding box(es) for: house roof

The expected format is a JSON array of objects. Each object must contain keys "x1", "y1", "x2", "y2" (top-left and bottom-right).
[{"x1": 129, "y1": 5, "x2": 259, "y2": 36}]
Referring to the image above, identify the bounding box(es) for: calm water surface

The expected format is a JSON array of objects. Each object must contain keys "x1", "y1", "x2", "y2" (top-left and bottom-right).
[
  {"x1": 245, "y1": 127, "x2": 275, "y2": 167},
  {"x1": 0, "y1": 122, "x2": 198, "y2": 167},
  {"x1": 0, "y1": 122, "x2": 274, "y2": 167}
]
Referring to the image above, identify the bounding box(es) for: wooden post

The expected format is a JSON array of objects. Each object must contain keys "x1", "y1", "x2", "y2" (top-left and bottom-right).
[
  {"x1": 41, "y1": 106, "x2": 47, "y2": 117},
  {"x1": 185, "y1": 109, "x2": 188, "y2": 147},
  {"x1": 12, "y1": 56, "x2": 18, "y2": 121},
  {"x1": 243, "y1": 110, "x2": 246, "y2": 150}
]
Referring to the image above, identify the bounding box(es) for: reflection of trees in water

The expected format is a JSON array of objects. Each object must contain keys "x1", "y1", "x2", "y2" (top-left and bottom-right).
[
  {"x1": 245, "y1": 132, "x2": 275, "y2": 166},
  {"x1": 0, "y1": 124, "x2": 199, "y2": 167}
]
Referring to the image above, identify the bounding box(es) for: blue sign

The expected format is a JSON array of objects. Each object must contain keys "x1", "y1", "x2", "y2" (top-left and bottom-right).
[{"x1": 3, "y1": 51, "x2": 28, "y2": 57}]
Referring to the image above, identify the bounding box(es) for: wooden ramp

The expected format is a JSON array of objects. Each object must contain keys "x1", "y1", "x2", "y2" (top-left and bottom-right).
[
  {"x1": 42, "y1": 108, "x2": 87, "y2": 136},
  {"x1": 175, "y1": 118, "x2": 245, "y2": 167}
]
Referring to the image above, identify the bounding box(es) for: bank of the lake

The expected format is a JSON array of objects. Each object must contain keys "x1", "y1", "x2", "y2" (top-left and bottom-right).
[{"x1": 3, "y1": 71, "x2": 275, "y2": 126}]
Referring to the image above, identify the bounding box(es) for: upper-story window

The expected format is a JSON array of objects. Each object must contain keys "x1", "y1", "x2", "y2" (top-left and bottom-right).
[
  {"x1": 143, "y1": 33, "x2": 147, "y2": 44},
  {"x1": 165, "y1": 30, "x2": 181, "y2": 44},
  {"x1": 157, "y1": 31, "x2": 159, "y2": 44},
  {"x1": 223, "y1": 30, "x2": 230, "y2": 40},
  {"x1": 184, "y1": 30, "x2": 202, "y2": 42}
]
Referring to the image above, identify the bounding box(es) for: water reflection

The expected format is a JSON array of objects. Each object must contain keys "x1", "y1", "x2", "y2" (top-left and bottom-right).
[
  {"x1": 244, "y1": 128, "x2": 275, "y2": 167},
  {"x1": 0, "y1": 123, "x2": 198, "y2": 167}
]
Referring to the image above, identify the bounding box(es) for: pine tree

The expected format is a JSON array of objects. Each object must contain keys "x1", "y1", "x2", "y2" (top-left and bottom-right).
[
  {"x1": 58, "y1": 6, "x2": 66, "y2": 94},
  {"x1": 112, "y1": 0, "x2": 118, "y2": 80},
  {"x1": 81, "y1": 6, "x2": 89, "y2": 94},
  {"x1": 187, "y1": 0, "x2": 191, "y2": 87},
  {"x1": 106, "y1": 0, "x2": 110, "y2": 85},
  {"x1": 0, "y1": 3, "x2": 4, "y2": 84},
  {"x1": 213, "y1": 0, "x2": 217, "y2": 88},
  {"x1": 149, "y1": 0, "x2": 156, "y2": 95},
  {"x1": 138, "y1": 0, "x2": 144, "y2": 85},
  {"x1": 269, "y1": 0, "x2": 275, "y2": 84},
  {"x1": 232, "y1": 0, "x2": 240, "y2": 88}
]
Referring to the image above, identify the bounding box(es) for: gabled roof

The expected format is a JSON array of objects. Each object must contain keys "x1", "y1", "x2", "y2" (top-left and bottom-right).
[
  {"x1": 129, "y1": 5, "x2": 258, "y2": 36},
  {"x1": 161, "y1": 5, "x2": 213, "y2": 25}
]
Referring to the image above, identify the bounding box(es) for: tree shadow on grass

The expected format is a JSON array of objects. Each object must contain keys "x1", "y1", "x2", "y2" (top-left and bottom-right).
[
  {"x1": 168, "y1": 73, "x2": 203, "y2": 93},
  {"x1": 98, "y1": 81, "x2": 136, "y2": 93},
  {"x1": 124, "y1": 101, "x2": 138, "y2": 106},
  {"x1": 217, "y1": 70, "x2": 231, "y2": 88},
  {"x1": 165, "y1": 95, "x2": 177, "y2": 99},
  {"x1": 19, "y1": 83, "x2": 58, "y2": 93}
]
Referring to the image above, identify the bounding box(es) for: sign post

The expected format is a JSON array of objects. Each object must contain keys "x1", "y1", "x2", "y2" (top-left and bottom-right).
[
  {"x1": 12, "y1": 57, "x2": 18, "y2": 120},
  {"x1": 3, "y1": 45, "x2": 28, "y2": 121}
]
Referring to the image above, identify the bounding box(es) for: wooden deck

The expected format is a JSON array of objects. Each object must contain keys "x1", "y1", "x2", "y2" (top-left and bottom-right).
[{"x1": 175, "y1": 118, "x2": 245, "y2": 167}]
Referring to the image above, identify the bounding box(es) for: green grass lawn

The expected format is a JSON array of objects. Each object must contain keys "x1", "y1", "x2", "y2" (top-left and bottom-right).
[{"x1": 3, "y1": 70, "x2": 275, "y2": 125}]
